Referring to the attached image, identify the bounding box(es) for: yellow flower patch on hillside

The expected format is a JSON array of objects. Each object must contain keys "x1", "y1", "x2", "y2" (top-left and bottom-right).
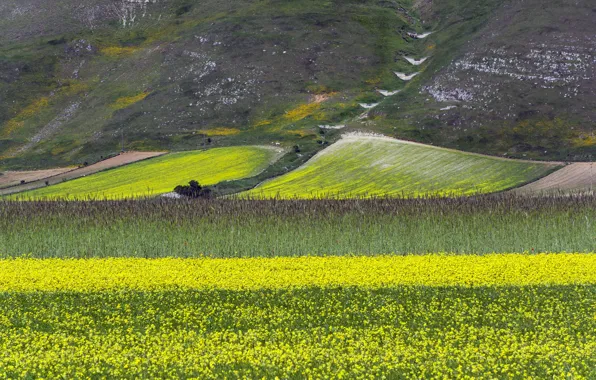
[
  {"x1": 1, "y1": 97, "x2": 49, "y2": 137},
  {"x1": 284, "y1": 103, "x2": 321, "y2": 122},
  {"x1": 100, "y1": 46, "x2": 140, "y2": 57},
  {"x1": 199, "y1": 127, "x2": 241, "y2": 136},
  {"x1": 58, "y1": 81, "x2": 89, "y2": 96},
  {"x1": 110, "y1": 92, "x2": 149, "y2": 111},
  {"x1": 285, "y1": 129, "x2": 315, "y2": 138},
  {"x1": 572, "y1": 134, "x2": 596, "y2": 147},
  {"x1": 313, "y1": 112, "x2": 328, "y2": 121},
  {"x1": 254, "y1": 119, "x2": 272, "y2": 127}
]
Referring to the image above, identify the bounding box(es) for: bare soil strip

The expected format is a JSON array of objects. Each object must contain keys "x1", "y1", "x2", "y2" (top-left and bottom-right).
[
  {"x1": 0, "y1": 168, "x2": 73, "y2": 189},
  {"x1": 0, "y1": 151, "x2": 166, "y2": 196},
  {"x1": 513, "y1": 163, "x2": 596, "y2": 194}
]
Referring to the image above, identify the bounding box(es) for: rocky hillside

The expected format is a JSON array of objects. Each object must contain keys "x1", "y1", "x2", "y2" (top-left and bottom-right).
[
  {"x1": 0, "y1": 0, "x2": 594, "y2": 169},
  {"x1": 375, "y1": 0, "x2": 596, "y2": 161}
]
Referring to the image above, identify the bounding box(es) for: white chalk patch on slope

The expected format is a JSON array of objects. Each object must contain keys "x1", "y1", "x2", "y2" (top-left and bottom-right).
[
  {"x1": 408, "y1": 32, "x2": 433, "y2": 39},
  {"x1": 359, "y1": 103, "x2": 379, "y2": 109},
  {"x1": 440, "y1": 106, "x2": 457, "y2": 111},
  {"x1": 404, "y1": 56, "x2": 429, "y2": 66},
  {"x1": 319, "y1": 125, "x2": 346, "y2": 130},
  {"x1": 395, "y1": 72, "x2": 420, "y2": 81},
  {"x1": 377, "y1": 90, "x2": 401, "y2": 97}
]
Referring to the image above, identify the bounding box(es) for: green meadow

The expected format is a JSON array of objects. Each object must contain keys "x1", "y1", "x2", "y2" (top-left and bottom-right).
[
  {"x1": 243, "y1": 135, "x2": 559, "y2": 199},
  {"x1": 10, "y1": 146, "x2": 281, "y2": 200}
]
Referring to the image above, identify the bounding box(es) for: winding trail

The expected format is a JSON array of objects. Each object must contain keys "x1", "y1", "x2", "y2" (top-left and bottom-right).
[
  {"x1": 408, "y1": 32, "x2": 433, "y2": 39},
  {"x1": 359, "y1": 103, "x2": 379, "y2": 109}
]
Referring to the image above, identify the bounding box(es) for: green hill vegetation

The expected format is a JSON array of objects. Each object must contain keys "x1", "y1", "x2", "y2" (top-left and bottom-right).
[
  {"x1": 10, "y1": 146, "x2": 281, "y2": 200},
  {"x1": 243, "y1": 134, "x2": 559, "y2": 199}
]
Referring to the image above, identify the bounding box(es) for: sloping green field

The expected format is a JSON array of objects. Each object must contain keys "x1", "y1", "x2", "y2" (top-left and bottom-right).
[
  {"x1": 243, "y1": 135, "x2": 559, "y2": 199},
  {"x1": 11, "y1": 146, "x2": 281, "y2": 200}
]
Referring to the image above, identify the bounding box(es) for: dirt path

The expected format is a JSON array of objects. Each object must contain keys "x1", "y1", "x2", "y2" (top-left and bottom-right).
[
  {"x1": 512, "y1": 163, "x2": 596, "y2": 194},
  {"x1": 0, "y1": 151, "x2": 166, "y2": 196}
]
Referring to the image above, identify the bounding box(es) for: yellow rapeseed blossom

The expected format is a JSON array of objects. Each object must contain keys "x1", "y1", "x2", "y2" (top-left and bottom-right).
[
  {"x1": 0, "y1": 253, "x2": 594, "y2": 292},
  {"x1": 0, "y1": 253, "x2": 593, "y2": 378},
  {"x1": 0, "y1": 283, "x2": 593, "y2": 378}
]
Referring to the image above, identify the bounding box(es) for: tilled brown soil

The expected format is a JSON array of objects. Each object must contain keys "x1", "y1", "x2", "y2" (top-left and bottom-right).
[
  {"x1": 513, "y1": 163, "x2": 596, "y2": 194},
  {"x1": 0, "y1": 151, "x2": 166, "y2": 196},
  {"x1": 0, "y1": 168, "x2": 73, "y2": 189}
]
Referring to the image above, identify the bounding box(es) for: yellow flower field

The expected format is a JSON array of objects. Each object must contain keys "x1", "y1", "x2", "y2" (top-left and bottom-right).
[
  {"x1": 0, "y1": 253, "x2": 594, "y2": 291},
  {"x1": 242, "y1": 135, "x2": 559, "y2": 199},
  {"x1": 0, "y1": 253, "x2": 594, "y2": 378},
  {"x1": 9, "y1": 146, "x2": 282, "y2": 200}
]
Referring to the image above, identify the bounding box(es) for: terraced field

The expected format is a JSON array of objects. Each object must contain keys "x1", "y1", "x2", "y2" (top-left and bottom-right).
[
  {"x1": 244, "y1": 134, "x2": 560, "y2": 199},
  {"x1": 10, "y1": 146, "x2": 281, "y2": 200}
]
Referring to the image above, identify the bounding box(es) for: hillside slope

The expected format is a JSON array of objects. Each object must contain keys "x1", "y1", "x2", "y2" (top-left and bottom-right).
[
  {"x1": 373, "y1": 0, "x2": 596, "y2": 161},
  {"x1": 243, "y1": 134, "x2": 558, "y2": 199},
  {"x1": 0, "y1": 0, "x2": 594, "y2": 170},
  {"x1": 0, "y1": 0, "x2": 424, "y2": 169}
]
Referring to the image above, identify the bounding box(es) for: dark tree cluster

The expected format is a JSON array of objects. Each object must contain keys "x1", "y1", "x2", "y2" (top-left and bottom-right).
[{"x1": 174, "y1": 180, "x2": 213, "y2": 199}]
